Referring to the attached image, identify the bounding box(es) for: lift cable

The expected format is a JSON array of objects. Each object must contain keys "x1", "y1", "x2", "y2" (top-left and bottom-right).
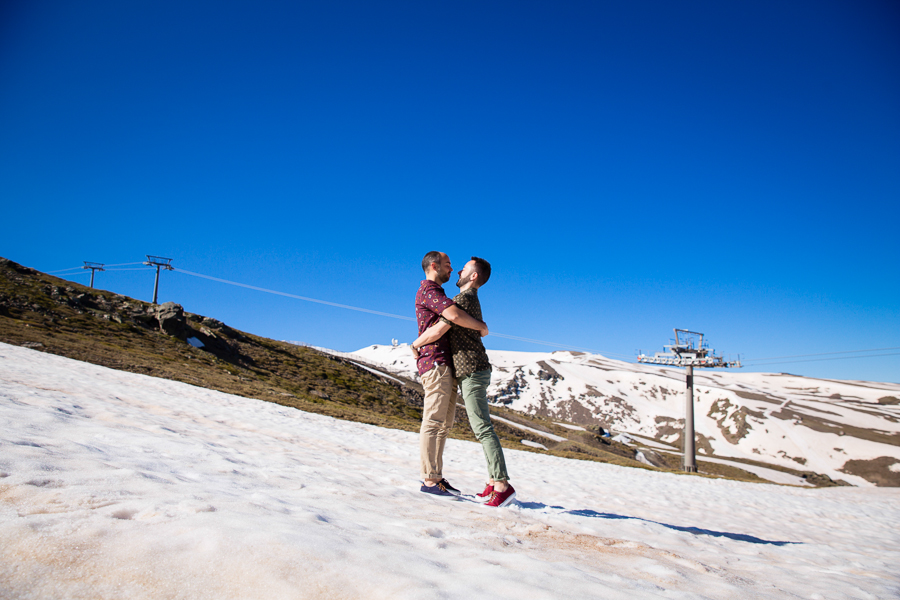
[
  {"x1": 103, "y1": 267, "x2": 157, "y2": 272},
  {"x1": 740, "y1": 352, "x2": 900, "y2": 367},
  {"x1": 47, "y1": 262, "x2": 145, "y2": 274},
  {"x1": 41, "y1": 263, "x2": 894, "y2": 365},
  {"x1": 172, "y1": 267, "x2": 630, "y2": 357},
  {"x1": 174, "y1": 268, "x2": 418, "y2": 321},
  {"x1": 742, "y1": 347, "x2": 900, "y2": 362}
]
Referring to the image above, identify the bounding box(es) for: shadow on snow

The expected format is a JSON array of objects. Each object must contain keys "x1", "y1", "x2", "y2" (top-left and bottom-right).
[{"x1": 516, "y1": 502, "x2": 798, "y2": 546}]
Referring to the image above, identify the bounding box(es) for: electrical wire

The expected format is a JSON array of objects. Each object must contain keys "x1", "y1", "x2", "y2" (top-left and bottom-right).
[
  {"x1": 47, "y1": 262, "x2": 145, "y2": 274},
  {"x1": 490, "y1": 332, "x2": 598, "y2": 352},
  {"x1": 39, "y1": 262, "x2": 897, "y2": 366},
  {"x1": 490, "y1": 332, "x2": 632, "y2": 358},
  {"x1": 173, "y1": 267, "x2": 628, "y2": 356},
  {"x1": 103, "y1": 268, "x2": 155, "y2": 272},
  {"x1": 741, "y1": 352, "x2": 900, "y2": 367},
  {"x1": 174, "y1": 268, "x2": 417, "y2": 321},
  {"x1": 742, "y1": 347, "x2": 900, "y2": 363}
]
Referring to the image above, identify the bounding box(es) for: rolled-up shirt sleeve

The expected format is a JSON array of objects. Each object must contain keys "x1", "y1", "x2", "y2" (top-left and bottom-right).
[{"x1": 439, "y1": 293, "x2": 470, "y2": 327}]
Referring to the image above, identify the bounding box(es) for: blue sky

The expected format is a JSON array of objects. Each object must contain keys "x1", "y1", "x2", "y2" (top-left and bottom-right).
[{"x1": 2, "y1": 1, "x2": 898, "y2": 382}]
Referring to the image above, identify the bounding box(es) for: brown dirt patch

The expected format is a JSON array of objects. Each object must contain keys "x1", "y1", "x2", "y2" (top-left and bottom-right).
[{"x1": 839, "y1": 456, "x2": 900, "y2": 487}]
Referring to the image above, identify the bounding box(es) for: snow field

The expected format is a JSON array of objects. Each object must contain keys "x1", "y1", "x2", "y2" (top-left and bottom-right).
[
  {"x1": 1, "y1": 342, "x2": 899, "y2": 599},
  {"x1": 351, "y1": 344, "x2": 900, "y2": 486}
]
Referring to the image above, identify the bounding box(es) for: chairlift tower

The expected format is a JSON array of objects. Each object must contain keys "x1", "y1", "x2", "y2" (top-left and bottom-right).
[
  {"x1": 143, "y1": 256, "x2": 174, "y2": 304},
  {"x1": 637, "y1": 329, "x2": 741, "y2": 473},
  {"x1": 82, "y1": 262, "x2": 105, "y2": 288}
]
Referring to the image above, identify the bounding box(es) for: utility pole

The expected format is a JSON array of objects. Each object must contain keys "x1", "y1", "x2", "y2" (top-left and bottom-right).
[
  {"x1": 143, "y1": 256, "x2": 174, "y2": 304},
  {"x1": 638, "y1": 329, "x2": 740, "y2": 472},
  {"x1": 684, "y1": 364, "x2": 695, "y2": 470},
  {"x1": 82, "y1": 262, "x2": 105, "y2": 288}
]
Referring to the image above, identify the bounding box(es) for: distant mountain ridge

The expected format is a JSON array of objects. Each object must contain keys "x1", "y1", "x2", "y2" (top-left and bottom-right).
[{"x1": 352, "y1": 344, "x2": 900, "y2": 487}]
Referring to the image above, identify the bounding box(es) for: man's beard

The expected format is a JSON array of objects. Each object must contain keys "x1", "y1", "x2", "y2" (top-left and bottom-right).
[
  {"x1": 438, "y1": 269, "x2": 451, "y2": 284},
  {"x1": 456, "y1": 273, "x2": 473, "y2": 288}
]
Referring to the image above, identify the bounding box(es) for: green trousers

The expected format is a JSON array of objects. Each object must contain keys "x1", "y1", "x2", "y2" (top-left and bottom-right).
[{"x1": 459, "y1": 369, "x2": 509, "y2": 482}]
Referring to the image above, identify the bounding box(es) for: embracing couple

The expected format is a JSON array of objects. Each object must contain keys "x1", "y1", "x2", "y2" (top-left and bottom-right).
[{"x1": 411, "y1": 251, "x2": 515, "y2": 508}]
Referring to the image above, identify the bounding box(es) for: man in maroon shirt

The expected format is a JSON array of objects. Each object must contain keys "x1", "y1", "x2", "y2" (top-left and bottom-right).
[{"x1": 414, "y1": 251, "x2": 488, "y2": 497}]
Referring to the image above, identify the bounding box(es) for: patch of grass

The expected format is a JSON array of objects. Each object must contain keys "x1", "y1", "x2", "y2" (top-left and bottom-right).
[{"x1": 839, "y1": 456, "x2": 900, "y2": 487}]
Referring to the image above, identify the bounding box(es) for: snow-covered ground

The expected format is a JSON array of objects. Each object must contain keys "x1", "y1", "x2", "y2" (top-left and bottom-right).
[
  {"x1": 351, "y1": 344, "x2": 900, "y2": 486},
  {"x1": 2, "y1": 342, "x2": 899, "y2": 599}
]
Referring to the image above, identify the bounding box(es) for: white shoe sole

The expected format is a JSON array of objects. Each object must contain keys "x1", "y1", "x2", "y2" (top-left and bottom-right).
[
  {"x1": 489, "y1": 491, "x2": 517, "y2": 508},
  {"x1": 421, "y1": 489, "x2": 461, "y2": 501}
]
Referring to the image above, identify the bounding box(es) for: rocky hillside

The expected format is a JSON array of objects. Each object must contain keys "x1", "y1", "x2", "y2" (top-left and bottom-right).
[
  {"x1": 0, "y1": 257, "x2": 432, "y2": 429},
  {"x1": 1, "y1": 256, "x2": 687, "y2": 478}
]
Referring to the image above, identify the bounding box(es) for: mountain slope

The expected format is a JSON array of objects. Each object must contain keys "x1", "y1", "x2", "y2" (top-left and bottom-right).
[
  {"x1": 0, "y1": 257, "x2": 428, "y2": 433},
  {"x1": 0, "y1": 256, "x2": 679, "y2": 476},
  {"x1": 6, "y1": 255, "x2": 893, "y2": 486},
  {"x1": 352, "y1": 344, "x2": 900, "y2": 487},
  {"x1": 4, "y1": 342, "x2": 899, "y2": 599}
]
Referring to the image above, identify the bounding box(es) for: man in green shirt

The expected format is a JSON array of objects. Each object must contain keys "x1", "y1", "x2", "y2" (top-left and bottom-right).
[{"x1": 412, "y1": 257, "x2": 515, "y2": 508}]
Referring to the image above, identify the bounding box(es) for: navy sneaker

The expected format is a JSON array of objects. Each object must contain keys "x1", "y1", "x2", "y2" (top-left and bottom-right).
[
  {"x1": 437, "y1": 478, "x2": 461, "y2": 496},
  {"x1": 420, "y1": 480, "x2": 459, "y2": 498}
]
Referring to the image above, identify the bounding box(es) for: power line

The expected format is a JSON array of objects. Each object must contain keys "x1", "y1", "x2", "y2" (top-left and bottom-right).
[
  {"x1": 174, "y1": 268, "x2": 417, "y2": 321},
  {"x1": 173, "y1": 267, "x2": 628, "y2": 356},
  {"x1": 490, "y1": 332, "x2": 632, "y2": 358},
  {"x1": 742, "y1": 352, "x2": 900, "y2": 367},
  {"x1": 47, "y1": 262, "x2": 145, "y2": 274},
  {"x1": 38, "y1": 261, "x2": 897, "y2": 366},
  {"x1": 104, "y1": 267, "x2": 155, "y2": 272},
  {"x1": 52, "y1": 270, "x2": 91, "y2": 276},
  {"x1": 742, "y1": 347, "x2": 900, "y2": 363}
]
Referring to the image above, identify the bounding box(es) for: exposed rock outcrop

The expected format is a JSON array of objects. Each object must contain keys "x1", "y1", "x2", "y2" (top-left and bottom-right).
[{"x1": 156, "y1": 302, "x2": 187, "y2": 338}]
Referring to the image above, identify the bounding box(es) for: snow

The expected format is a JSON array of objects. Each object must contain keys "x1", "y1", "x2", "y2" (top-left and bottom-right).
[
  {"x1": 348, "y1": 360, "x2": 404, "y2": 383},
  {"x1": 554, "y1": 422, "x2": 587, "y2": 431},
  {"x1": 519, "y1": 440, "x2": 548, "y2": 450},
  {"x1": 624, "y1": 433, "x2": 676, "y2": 450},
  {"x1": 658, "y1": 451, "x2": 812, "y2": 487},
  {"x1": 491, "y1": 415, "x2": 568, "y2": 443},
  {"x1": 3, "y1": 342, "x2": 900, "y2": 599},
  {"x1": 634, "y1": 451, "x2": 655, "y2": 467},
  {"x1": 351, "y1": 345, "x2": 900, "y2": 487}
]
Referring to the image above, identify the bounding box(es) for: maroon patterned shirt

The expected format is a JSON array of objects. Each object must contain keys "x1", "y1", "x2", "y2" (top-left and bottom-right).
[{"x1": 414, "y1": 279, "x2": 456, "y2": 376}]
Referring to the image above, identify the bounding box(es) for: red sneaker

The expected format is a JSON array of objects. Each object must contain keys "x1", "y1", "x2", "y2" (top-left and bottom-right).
[
  {"x1": 475, "y1": 483, "x2": 493, "y2": 503},
  {"x1": 485, "y1": 484, "x2": 516, "y2": 508}
]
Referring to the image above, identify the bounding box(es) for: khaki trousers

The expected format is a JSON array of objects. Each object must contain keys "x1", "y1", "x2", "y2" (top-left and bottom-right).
[{"x1": 420, "y1": 364, "x2": 458, "y2": 480}]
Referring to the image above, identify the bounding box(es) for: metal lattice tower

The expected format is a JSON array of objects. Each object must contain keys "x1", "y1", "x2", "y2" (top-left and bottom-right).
[
  {"x1": 637, "y1": 329, "x2": 741, "y2": 472},
  {"x1": 82, "y1": 262, "x2": 105, "y2": 289},
  {"x1": 143, "y1": 255, "x2": 174, "y2": 304}
]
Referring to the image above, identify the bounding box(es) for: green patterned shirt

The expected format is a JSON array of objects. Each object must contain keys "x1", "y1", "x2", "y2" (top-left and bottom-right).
[{"x1": 440, "y1": 288, "x2": 492, "y2": 379}]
